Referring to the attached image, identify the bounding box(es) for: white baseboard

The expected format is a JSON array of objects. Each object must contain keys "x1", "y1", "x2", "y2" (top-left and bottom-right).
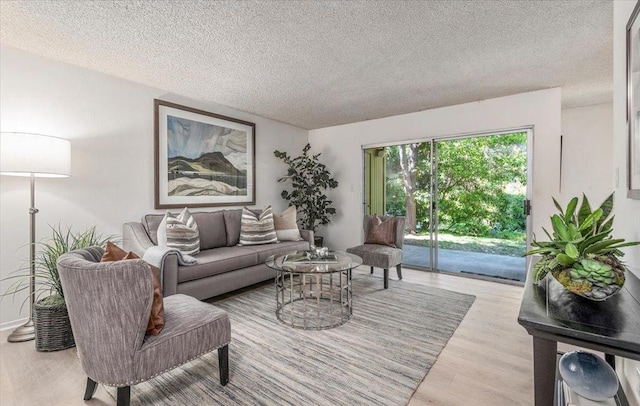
[{"x1": 0, "y1": 317, "x2": 28, "y2": 331}]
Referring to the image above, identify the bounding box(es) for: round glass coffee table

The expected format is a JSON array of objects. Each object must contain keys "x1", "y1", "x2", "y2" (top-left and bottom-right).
[{"x1": 265, "y1": 251, "x2": 362, "y2": 330}]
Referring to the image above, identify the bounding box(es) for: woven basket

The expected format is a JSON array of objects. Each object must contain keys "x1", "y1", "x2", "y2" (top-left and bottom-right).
[{"x1": 33, "y1": 297, "x2": 75, "y2": 352}]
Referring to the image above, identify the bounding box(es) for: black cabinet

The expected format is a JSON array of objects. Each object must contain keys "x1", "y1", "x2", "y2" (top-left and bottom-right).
[{"x1": 518, "y1": 268, "x2": 640, "y2": 406}]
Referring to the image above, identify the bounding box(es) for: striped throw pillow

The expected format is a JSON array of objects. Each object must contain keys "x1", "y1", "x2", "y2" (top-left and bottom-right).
[
  {"x1": 239, "y1": 206, "x2": 278, "y2": 245},
  {"x1": 160, "y1": 207, "x2": 200, "y2": 255}
]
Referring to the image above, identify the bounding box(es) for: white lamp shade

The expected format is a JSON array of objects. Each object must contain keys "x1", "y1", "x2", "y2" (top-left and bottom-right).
[{"x1": 1, "y1": 132, "x2": 71, "y2": 177}]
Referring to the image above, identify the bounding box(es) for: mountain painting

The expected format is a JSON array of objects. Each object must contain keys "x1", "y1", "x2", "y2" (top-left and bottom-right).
[{"x1": 166, "y1": 115, "x2": 248, "y2": 197}]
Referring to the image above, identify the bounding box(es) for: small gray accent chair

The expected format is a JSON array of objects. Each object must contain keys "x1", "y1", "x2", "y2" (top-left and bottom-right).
[
  {"x1": 57, "y1": 247, "x2": 231, "y2": 406},
  {"x1": 346, "y1": 215, "x2": 406, "y2": 289}
]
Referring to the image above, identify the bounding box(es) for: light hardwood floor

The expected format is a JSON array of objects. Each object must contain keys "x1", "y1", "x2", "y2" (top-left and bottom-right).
[{"x1": 1, "y1": 268, "x2": 536, "y2": 405}]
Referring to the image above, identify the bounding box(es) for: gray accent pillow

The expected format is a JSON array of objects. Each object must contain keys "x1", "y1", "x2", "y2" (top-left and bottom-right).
[{"x1": 239, "y1": 206, "x2": 278, "y2": 246}]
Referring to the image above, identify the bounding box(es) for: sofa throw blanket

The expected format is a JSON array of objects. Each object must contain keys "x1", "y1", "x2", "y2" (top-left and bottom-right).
[{"x1": 143, "y1": 246, "x2": 197, "y2": 288}]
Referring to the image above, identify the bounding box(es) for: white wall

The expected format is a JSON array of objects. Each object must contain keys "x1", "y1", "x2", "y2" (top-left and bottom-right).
[
  {"x1": 561, "y1": 103, "x2": 614, "y2": 203},
  {"x1": 0, "y1": 46, "x2": 308, "y2": 326},
  {"x1": 614, "y1": 2, "x2": 640, "y2": 403},
  {"x1": 309, "y1": 88, "x2": 562, "y2": 252},
  {"x1": 614, "y1": 2, "x2": 640, "y2": 277}
]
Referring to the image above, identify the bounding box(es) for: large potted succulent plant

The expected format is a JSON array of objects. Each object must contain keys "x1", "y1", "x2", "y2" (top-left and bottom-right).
[
  {"x1": 525, "y1": 193, "x2": 639, "y2": 301},
  {"x1": 274, "y1": 143, "x2": 339, "y2": 247},
  {"x1": 2, "y1": 225, "x2": 110, "y2": 351}
]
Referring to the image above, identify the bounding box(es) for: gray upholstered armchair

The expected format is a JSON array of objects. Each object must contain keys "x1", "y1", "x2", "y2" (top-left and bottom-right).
[
  {"x1": 347, "y1": 215, "x2": 406, "y2": 289},
  {"x1": 57, "y1": 247, "x2": 231, "y2": 406}
]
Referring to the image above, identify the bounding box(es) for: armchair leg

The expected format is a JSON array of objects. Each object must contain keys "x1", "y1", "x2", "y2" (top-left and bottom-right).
[
  {"x1": 396, "y1": 264, "x2": 402, "y2": 280},
  {"x1": 117, "y1": 386, "x2": 130, "y2": 406},
  {"x1": 384, "y1": 269, "x2": 389, "y2": 289},
  {"x1": 219, "y1": 345, "x2": 229, "y2": 386},
  {"x1": 83, "y1": 377, "x2": 98, "y2": 400},
  {"x1": 370, "y1": 266, "x2": 374, "y2": 274}
]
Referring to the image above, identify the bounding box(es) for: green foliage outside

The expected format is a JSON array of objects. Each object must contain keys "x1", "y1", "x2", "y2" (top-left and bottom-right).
[{"x1": 385, "y1": 132, "x2": 527, "y2": 243}]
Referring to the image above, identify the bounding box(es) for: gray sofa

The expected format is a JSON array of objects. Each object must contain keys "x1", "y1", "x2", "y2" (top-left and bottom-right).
[{"x1": 123, "y1": 209, "x2": 312, "y2": 300}]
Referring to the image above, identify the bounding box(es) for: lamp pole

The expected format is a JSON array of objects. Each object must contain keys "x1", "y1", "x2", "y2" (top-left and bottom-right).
[
  {"x1": 7, "y1": 174, "x2": 38, "y2": 342},
  {"x1": 1, "y1": 132, "x2": 70, "y2": 343}
]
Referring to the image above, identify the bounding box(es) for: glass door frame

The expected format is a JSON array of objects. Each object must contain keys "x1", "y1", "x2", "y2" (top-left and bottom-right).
[{"x1": 362, "y1": 125, "x2": 533, "y2": 276}]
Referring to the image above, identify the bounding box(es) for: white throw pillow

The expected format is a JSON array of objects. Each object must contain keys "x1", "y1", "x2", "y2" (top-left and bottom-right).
[{"x1": 273, "y1": 206, "x2": 302, "y2": 241}]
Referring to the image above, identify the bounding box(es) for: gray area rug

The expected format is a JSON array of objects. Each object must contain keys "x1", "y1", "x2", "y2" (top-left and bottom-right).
[{"x1": 113, "y1": 274, "x2": 475, "y2": 405}]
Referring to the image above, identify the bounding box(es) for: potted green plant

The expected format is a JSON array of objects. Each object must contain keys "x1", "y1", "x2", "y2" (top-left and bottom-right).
[
  {"x1": 2, "y1": 225, "x2": 110, "y2": 351},
  {"x1": 274, "y1": 143, "x2": 339, "y2": 247},
  {"x1": 525, "y1": 193, "x2": 639, "y2": 300}
]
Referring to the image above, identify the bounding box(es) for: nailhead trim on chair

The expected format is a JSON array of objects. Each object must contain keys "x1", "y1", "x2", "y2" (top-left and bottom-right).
[{"x1": 93, "y1": 341, "x2": 231, "y2": 387}]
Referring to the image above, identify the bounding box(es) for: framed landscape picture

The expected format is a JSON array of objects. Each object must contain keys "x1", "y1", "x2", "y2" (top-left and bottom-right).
[
  {"x1": 154, "y1": 99, "x2": 256, "y2": 208},
  {"x1": 627, "y1": 2, "x2": 640, "y2": 199}
]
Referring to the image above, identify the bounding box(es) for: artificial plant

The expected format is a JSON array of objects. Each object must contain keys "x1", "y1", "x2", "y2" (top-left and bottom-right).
[
  {"x1": 2, "y1": 225, "x2": 111, "y2": 306},
  {"x1": 274, "y1": 143, "x2": 339, "y2": 234},
  {"x1": 525, "y1": 193, "x2": 639, "y2": 300}
]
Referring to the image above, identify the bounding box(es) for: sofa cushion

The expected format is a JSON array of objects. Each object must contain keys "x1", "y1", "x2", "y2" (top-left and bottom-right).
[
  {"x1": 242, "y1": 240, "x2": 310, "y2": 263},
  {"x1": 177, "y1": 246, "x2": 258, "y2": 283},
  {"x1": 142, "y1": 214, "x2": 164, "y2": 245},
  {"x1": 239, "y1": 206, "x2": 278, "y2": 245},
  {"x1": 192, "y1": 211, "x2": 227, "y2": 250},
  {"x1": 223, "y1": 209, "x2": 243, "y2": 246},
  {"x1": 346, "y1": 244, "x2": 403, "y2": 269},
  {"x1": 273, "y1": 206, "x2": 302, "y2": 241}
]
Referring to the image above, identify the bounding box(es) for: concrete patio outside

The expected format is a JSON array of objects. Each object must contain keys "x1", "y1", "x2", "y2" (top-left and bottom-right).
[{"x1": 402, "y1": 244, "x2": 527, "y2": 282}]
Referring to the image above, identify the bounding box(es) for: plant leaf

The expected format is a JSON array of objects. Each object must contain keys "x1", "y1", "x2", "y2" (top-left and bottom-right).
[
  {"x1": 565, "y1": 243, "x2": 579, "y2": 259},
  {"x1": 564, "y1": 197, "x2": 579, "y2": 224},
  {"x1": 583, "y1": 238, "x2": 625, "y2": 254},
  {"x1": 598, "y1": 192, "x2": 614, "y2": 225},
  {"x1": 552, "y1": 197, "x2": 565, "y2": 217},
  {"x1": 578, "y1": 208, "x2": 602, "y2": 232},
  {"x1": 551, "y1": 215, "x2": 569, "y2": 241},
  {"x1": 577, "y1": 194, "x2": 592, "y2": 224},
  {"x1": 556, "y1": 253, "x2": 576, "y2": 266},
  {"x1": 599, "y1": 215, "x2": 615, "y2": 234}
]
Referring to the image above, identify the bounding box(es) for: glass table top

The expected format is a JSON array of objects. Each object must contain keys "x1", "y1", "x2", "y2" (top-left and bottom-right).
[{"x1": 265, "y1": 250, "x2": 362, "y2": 273}]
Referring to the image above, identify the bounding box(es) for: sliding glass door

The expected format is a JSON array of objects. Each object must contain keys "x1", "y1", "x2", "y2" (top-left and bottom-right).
[{"x1": 364, "y1": 129, "x2": 530, "y2": 283}]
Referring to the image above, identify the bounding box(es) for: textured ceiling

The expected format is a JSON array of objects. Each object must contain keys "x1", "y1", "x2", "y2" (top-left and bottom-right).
[{"x1": 0, "y1": 0, "x2": 613, "y2": 129}]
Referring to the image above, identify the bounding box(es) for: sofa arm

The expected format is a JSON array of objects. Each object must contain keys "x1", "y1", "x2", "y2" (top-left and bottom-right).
[
  {"x1": 123, "y1": 222, "x2": 154, "y2": 257},
  {"x1": 300, "y1": 230, "x2": 314, "y2": 246},
  {"x1": 161, "y1": 254, "x2": 179, "y2": 297},
  {"x1": 123, "y1": 222, "x2": 179, "y2": 297}
]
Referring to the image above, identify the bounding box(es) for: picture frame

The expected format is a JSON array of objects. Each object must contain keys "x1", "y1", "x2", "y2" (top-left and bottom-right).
[
  {"x1": 627, "y1": 2, "x2": 640, "y2": 199},
  {"x1": 154, "y1": 99, "x2": 256, "y2": 209}
]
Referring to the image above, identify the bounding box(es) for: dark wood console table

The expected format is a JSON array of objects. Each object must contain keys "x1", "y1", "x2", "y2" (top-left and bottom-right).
[{"x1": 518, "y1": 266, "x2": 640, "y2": 406}]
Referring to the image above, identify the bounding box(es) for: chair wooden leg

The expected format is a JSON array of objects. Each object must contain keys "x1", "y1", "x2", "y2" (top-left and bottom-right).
[
  {"x1": 370, "y1": 266, "x2": 374, "y2": 274},
  {"x1": 83, "y1": 377, "x2": 98, "y2": 400},
  {"x1": 396, "y1": 264, "x2": 402, "y2": 280},
  {"x1": 219, "y1": 345, "x2": 229, "y2": 386},
  {"x1": 116, "y1": 386, "x2": 130, "y2": 406},
  {"x1": 384, "y1": 269, "x2": 389, "y2": 289}
]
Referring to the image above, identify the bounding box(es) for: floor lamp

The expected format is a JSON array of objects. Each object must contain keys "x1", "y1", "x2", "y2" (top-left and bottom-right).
[{"x1": 0, "y1": 132, "x2": 71, "y2": 342}]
